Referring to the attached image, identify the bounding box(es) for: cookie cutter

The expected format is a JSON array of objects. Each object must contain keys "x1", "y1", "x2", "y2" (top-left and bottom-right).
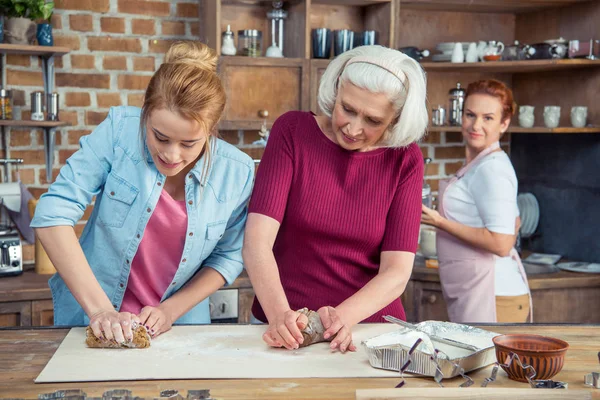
[
  {"x1": 38, "y1": 390, "x2": 87, "y2": 400},
  {"x1": 433, "y1": 348, "x2": 474, "y2": 388},
  {"x1": 395, "y1": 338, "x2": 423, "y2": 388},
  {"x1": 101, "y1": 389, "x2": 133, "y2": 400},
  {"x1": 481, "y1": 352, "x2": 568, "y2": 389},
  {"x1": 584, "y1": 351, "x2": 600, "y2": 389}
]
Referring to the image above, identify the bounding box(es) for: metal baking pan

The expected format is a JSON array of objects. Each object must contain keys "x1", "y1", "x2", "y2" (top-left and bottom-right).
[{"x1": 362, "y1": 320, "x2": 499, "y2": 378}]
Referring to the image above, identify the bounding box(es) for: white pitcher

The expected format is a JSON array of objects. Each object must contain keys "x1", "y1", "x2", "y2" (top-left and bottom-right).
[
  {"x1": 518, "y1": 105, "x2": 535, "y2": 128},
  {"x1": 570, "y1": 106, "x2": 587, "y2": 128}
]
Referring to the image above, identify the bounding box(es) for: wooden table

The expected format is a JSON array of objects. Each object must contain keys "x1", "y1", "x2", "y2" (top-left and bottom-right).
[{"x1": 0, "y1": 325, "x2": 598, "y2": 399}]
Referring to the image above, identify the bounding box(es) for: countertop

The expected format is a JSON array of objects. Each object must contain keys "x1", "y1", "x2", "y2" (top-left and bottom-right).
[{"x1": 0, "y1": 324, "x2": 598, "y2": 399}]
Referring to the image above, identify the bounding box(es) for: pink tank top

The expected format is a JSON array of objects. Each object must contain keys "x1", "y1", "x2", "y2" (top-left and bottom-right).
[{"x1": 120, "y1": 189, "x2": 188, "y2": 315}]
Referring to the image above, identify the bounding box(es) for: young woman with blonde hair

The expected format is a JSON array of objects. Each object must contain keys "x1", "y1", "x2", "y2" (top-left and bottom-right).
[
  {"x1": 243, "y1": 45, "x2": 428, "y2": 353},
  {"x1": 32, "y1": 42, "x2": 254, "y2": 343}
]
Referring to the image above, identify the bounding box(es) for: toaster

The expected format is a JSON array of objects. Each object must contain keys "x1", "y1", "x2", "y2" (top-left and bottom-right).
[{"x1": 0, "y1": 233, "x2": 22, "y2": 277}]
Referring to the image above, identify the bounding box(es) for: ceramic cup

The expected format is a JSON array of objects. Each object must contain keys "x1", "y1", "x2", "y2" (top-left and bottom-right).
[
  {"x1": 543, "y1": 106, "x2": 561, "y2": 128},
  {"x1": 570, "y1": 106, "x2": 587, "y2": 128},
  {"x1": 518, "y1": 105, "x2": 535, "y2": 128}
]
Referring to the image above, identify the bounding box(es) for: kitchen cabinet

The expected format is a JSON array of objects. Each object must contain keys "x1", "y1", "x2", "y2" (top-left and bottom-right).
[
  {"x1": 0, "y1": 300, "x2": 31, "y2": 326},
  {"x1": 199, "y1": 0, "x2": 396, "y2": 131},
  {"x1": 403, "y1": 266, "x2": 600, "y2": 323}
]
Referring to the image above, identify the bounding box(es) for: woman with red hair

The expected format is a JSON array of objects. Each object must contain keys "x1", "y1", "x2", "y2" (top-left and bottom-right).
[{"x1": 421, "y1": 79, "x2": 531, "y2": 323}]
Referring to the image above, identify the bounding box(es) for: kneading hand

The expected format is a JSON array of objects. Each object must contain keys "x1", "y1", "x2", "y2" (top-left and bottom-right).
[
  {"x1": 138, "y1": 305, "x2": 174, "y2": 338},
  {"x1": 263, "y1": 309, "x2": 308, "y2": 350},
  {"x1": 89, "y1": 309, "x2": 140, "y2": 344},
  {"x1": 317, "y1": 306, "x2": 356, "y2": 353}
]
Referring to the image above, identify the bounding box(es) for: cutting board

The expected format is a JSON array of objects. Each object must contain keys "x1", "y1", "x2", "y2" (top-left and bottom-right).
[
  {"x1": 355, "y1": 388, "x2": 592, "y2": 399},
  {"x1": 36, "y1": 324, "x2": 404, "y2": 383}
]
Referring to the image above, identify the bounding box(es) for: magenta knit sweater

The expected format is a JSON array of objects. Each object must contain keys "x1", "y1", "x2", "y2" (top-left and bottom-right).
[{"x1": 249, "y1": 111, "x2": 423, "y2": 323}]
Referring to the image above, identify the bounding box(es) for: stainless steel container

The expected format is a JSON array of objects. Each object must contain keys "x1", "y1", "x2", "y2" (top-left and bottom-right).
[
  {"x1": 431, "y1": 105, "x2": 446, "y2": 126},
  {"x1": 47, "y1": 92, "x2": 59, "y2": 121},
  {"x1": 448, "y1": 83, "x2": 466, "y2": 126},
  {"x1": 31, "y1": 91, "x2": 44, "y2": 121}
]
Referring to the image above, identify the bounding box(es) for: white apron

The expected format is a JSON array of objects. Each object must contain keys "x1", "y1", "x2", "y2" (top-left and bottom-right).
[{"x1": 436, "y1": 142, "x2": 533, "y2": 323}]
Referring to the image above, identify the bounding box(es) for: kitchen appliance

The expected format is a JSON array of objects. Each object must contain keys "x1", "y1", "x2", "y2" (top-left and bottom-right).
[
  {"x1": 265, "y1": 1, "x2": 287, "y2": 58},
  {"x1": 0, "y1": 182, "x2": 23, "y2": 277},
  {"x1": 448, "y1": 83, "x2": 466, "y2": 126},
  {"x1": 0, "y1": 227, "x2": 22, "y2": 277}
]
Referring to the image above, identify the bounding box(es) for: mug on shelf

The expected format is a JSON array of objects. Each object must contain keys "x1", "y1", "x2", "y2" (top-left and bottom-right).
[
  {"x1": 543, "y1": 106, "x2": 561, "y2": 128},
  {"x1": 570, "y1": 106, "x2": 587, "y2": 128},
  {"x1": 518, "y1": 105, "x2": 535, "y2": 128}
]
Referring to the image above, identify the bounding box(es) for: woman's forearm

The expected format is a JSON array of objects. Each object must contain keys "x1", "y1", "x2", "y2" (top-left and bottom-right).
[
  {"x1": 336, "y1": 252, "x2": 413, "y2": 326},
  {"x1": 437, "y1": 217, "x2": 515, "y2": 257},
  {"x1": 160, "y1": 267, "x2": 226, "y2": 322},
  {"x1": 242, "y1": 244, "x2": 291, "y2": 322},
  {"x1": 35, "y1": 226, "x2": 114, "y2": 317}
]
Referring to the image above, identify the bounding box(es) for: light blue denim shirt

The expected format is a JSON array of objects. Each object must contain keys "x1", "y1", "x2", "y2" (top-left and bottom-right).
[{"x1": 31, "y1": 106, "x2": 254, "y2": 326}]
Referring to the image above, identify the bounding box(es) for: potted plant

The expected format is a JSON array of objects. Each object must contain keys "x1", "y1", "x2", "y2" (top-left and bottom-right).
[
  {"x1": 30, "y1": 0, "x2": 54, "y2": 46},
  {"x1": 0, "y1": 0, "x2": 54, "y2": 45}
]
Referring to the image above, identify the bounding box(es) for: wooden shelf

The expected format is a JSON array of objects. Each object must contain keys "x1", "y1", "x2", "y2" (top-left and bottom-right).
[
  {"x1": 0, "y1": 43, "x2": 70, "y2": 57},
  {"x1": 219, "y1": 56, "x2": 307, "y2": 67},
  {"x1": 219, "y1": 120, "x2": 273, "y2": 131},
  {"x1": 399, "y1": 0, "x2": 590, "y2": 14},
  {"x1": 0, "y1": 120, "x2": 71, "y2": 128},
  {"x1": 421, "y1": 59, "x2": 600, "y2": 73},
  {"x1": 428, "y1": 126, "x2": 600, "y2": 134}
]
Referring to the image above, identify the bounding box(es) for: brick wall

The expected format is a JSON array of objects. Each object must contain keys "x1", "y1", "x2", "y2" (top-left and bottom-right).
[
  {"x1": 4, "y1": 0, "x2": 201, "y2": 264},
  {"x1": 5, "y1": 0, "x2": 506, "y2": 265}
]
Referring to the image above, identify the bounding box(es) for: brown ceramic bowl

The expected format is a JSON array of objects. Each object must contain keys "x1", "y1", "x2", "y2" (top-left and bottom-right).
[{"x1": 492, "y1": 334, "x2": 569, "y2": 382}]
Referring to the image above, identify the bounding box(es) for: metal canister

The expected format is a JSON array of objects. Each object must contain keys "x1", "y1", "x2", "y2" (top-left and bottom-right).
[
  {"x1": 47, "y1": 92, "x2": 59, "y2": 121},
  {"x1": 448, "y1": 82, "x2": 466, "y2": 126},
  {"x1": 431, "y1": 105, "x2": 446, "y2": 126},
  {"x1": 0, "y1": 89, "x2": 13, "y2": 120},
  {"x1": 31, "y1": 91, "x2": 44, "y2": 121}
]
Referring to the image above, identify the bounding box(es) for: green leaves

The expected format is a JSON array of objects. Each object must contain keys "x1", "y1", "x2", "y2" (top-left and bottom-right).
[{"x1": 0, "y1": 0, "x2": 54, "y2": 21}]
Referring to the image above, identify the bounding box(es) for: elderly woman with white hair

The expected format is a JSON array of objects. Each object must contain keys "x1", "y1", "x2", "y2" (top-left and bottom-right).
[{"x1": 242, "y1": 45, "x2": 428, "y2": 353}]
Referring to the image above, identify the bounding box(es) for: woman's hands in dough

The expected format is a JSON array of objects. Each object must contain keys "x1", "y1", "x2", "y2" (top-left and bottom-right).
[
  {"x1": 421, "y1": 204, "x2": 443, "y2": 227},
  {"x1": 263, "y1": 309, "x2": 308, "y2": 350},
  {"x1": 138, "y1": 305, "x2": 173, "y2": 338},
  {"x1": 89, "y1": 309, "x2": 139, "y2": 343},
  {"x1": 318, "y1": 306, "x2": 357, "y2": 353}
]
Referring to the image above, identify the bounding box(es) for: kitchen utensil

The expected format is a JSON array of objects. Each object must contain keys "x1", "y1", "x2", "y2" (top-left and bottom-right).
[
  {"x1": 47, "y1": 92, "x2": 59, "y2": 121},
  {"x1": 556, "y1": 262, "x2": 600, "y2": 274},
  {"x1": 312, "y1": 28, "x2": 331, "y2": 59},
  {"x1": 482, "y1": 40, "x2": 504, "y2": 61},
  {"x1": 238, "y1": 29, "x2": 262, "y2": 57},
  {"x1": 465, "y1": 42, "x2": 478, "y2": 62},
  {"x1": 448, "y1": 83, "x2": 466, "y2": 126},
  {"x1": 383, "y1": 316, "x2": 480, "y2": 352},
  {"x1": 524, "y1": 253, "x2": 562, "y2": 265},
  {"x1": 355, "y1": 30, "x2": 377, "y2": 47},
  {"x1": 333, "y1": 29, "x2": 354, "y2": 56},
  {"x1": 419, "y1": 227, "x2": 436, "y2": 259},
  {"x1": 518, "y1": 105, "x2": 535, "y2": 128},
  {"x1": 31, "y1": 91, "x2": 44, "y2": 121},
  {"x1": 451, "y1": 42, "x2": 464, "y2": 63},
  {"x1": 431, "y1": 105, "x2": 445, "y2": 126},
  {"x1": 398, "y1": 46, "x2": 430, "y2": 61},
  {"x1": 492, "y1": 334, "x2": 569, "y2": 382},
  {"x1": 570, "y1": 106, "x2": 587, "y2": 128},
  {"x1": 221, "y1": 25, "x2": 236, "y2": 56},
  {"x1": 543, "y1": 105, "x2": 561, "y2": 128}
]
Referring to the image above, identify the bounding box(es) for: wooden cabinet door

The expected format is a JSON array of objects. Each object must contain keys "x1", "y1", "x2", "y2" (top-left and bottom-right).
[
  {"x1": 310, "y1": 60, "x2": 330, "y2": 114},
  {"x1": 237, "y1": 288, "x2": 255, "y2": 324},
  {"x1": 32, "y1": 300, "x2": 54, "y2": 326},
  {"x1": 219, "y1": 58, "x2": 309, "y2": 130},
  {"x1": 0, "y1": 301, "x2": 32, "y2": 327}
]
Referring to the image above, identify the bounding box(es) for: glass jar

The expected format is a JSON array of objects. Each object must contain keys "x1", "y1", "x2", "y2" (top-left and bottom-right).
[
  {"x1": 238, "y1": 30, "x2": 262, "y2": 57},
  {"x1": 0, "y1": 89, "x2": 13, "y2": 120}
]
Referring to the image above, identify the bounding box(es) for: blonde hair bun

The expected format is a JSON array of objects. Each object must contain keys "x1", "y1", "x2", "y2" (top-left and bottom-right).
[{"x1": 164, "y1": 41, "x2": 219, "y2": 74}]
